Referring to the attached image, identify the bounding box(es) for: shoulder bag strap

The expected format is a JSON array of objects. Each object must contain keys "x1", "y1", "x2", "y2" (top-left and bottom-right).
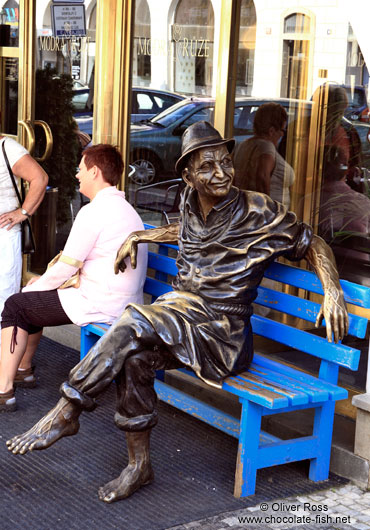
[{"x1": 2, "y1": 139, "x2": 24, "y2": 207}]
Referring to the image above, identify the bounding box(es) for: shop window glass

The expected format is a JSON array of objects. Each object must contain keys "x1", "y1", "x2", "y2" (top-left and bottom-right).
[
  {"x1": 0, "y1": 56, "x2": 18, "y2": 135},
  {"x1": 0, "y1": 1, "x2": 19, "y2": 135},
  {"x1": 231, "y1": 3, "x2": 370, "y2": 391},
  {"x1": 133, "y1": 0, "x2": 150, "y2": 86},
  {"x1": 236, "y1": 0, "x2": 256, "y2": 96},
  {"x1": 173, "y1": 0, "x2": 214, "y2": 96},
  {"x1": 127, "y1": 0, "x2": 215, "y2": 226},
  {"x1": 0, "y1": 0, "x2": 19, "y2": 47}
]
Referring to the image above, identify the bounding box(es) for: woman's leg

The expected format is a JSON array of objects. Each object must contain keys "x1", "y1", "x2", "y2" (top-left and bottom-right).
[
  {"x1": 0, "y1": 230, "x2": 22, "y2": 350},
  {"x1": 18, "y1": 330, "x2": 43, "y2": 370},
  {"x1": 0, "y1": 290, "x2": 72, "y2": 396},
  {"x1": 0, "y1": 326, "x2": 29, "y2": 393}
]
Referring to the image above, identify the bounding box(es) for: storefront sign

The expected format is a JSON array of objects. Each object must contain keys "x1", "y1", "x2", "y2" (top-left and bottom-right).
[
  {"x1": 51, "y1": 4, "x2": 86, "y2": 37},
  {"x1": 39, "y1": 35, "x2": 90, "y2": 53},
  {"x1": 137, "y1": 37, "x2": 210, "y2": 58}
]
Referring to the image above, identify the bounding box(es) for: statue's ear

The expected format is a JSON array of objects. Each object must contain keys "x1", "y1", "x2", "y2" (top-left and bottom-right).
[{"x1": 182, "y1": 167, "x2": 193, "y2": 188}]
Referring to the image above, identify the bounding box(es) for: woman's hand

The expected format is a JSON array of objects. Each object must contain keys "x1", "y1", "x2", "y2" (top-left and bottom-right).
[{"x1": 0, "y1": 208, "x2": 28, "y2": 230}]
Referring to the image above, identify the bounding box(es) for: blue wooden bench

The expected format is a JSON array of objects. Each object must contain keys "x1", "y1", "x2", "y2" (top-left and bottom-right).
[{"x1": 80, "y1": 236, "x2": 370, "y2": 498}]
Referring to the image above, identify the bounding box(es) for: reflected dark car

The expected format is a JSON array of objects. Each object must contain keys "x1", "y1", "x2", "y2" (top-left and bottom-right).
[
  {"x1": 73, "y1": 86, "x2": 185, "y2": 124},
  {"x1": 341, "y1": 84, "x2": 369, "y2": 123},
  {"x1": 130, "y1": 98, "x2": 215, "y2": 184},
  {"x1": 129, "y1": 96, "x2": 370, "y2": 186}
]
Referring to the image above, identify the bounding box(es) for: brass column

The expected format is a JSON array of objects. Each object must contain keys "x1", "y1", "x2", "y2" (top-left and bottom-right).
[
  {"x1": 93, "y1": 0, "x2": 134, "y2": 190},
  {"x1": 17, "y1": 0, "x2": 36, "y2": 143},
  {"x1": 214, "y1": 0, "x2": 241, "y2": 139}
]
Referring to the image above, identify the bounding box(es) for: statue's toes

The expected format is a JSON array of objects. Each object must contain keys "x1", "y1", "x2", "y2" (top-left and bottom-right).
[
  {"x1": 98, "y1": 485, "x2": 117, "y2": 503},
  {"x1": 18, "y1": 439, "x2": 34, "y2": 454},
  {"x1": 6, "y1": 437, "x2": 17, "y2": 449}
]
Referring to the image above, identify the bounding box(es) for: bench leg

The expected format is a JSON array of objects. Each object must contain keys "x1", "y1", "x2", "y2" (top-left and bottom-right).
[
  {"x1": 234, "y1": 400, "x2": 262, "y2": 498},
  {"x1": 309, "y1": 401, "x2": 335, "y2": 481},
  {"x1": 80, "y1": 330, "x2": 100, "y2": 361}
]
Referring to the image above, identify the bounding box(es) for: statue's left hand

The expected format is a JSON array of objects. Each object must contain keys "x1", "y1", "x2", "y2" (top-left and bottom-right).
[{"x1": 315, "y1": 287, "x2": 349, "y2": 343}]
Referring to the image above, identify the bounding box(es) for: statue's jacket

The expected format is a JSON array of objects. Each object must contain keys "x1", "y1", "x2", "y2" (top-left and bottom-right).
[{"x1": 129, "y1": 186, "x2": 313, "y2": 388}]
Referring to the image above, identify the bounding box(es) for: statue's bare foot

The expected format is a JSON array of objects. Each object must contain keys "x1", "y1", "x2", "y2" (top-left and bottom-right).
[
  {"x1": 98, "y1": 462, "x2": 154, "y2": 503},
  {"x1": 6, "y1": 398, "x2": 80, "y2": 455}
]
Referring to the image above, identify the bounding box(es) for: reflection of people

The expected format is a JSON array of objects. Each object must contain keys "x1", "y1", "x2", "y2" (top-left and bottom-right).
[
  {"x1": 233, "y1": 102, "x2": 295, "y2": 209},
  {"x1": 86, "y1": 65, "x2": 94, "y2": 111},
  {"x1": 315, "y1": 83, "x2": 363, "y2": 193},
  {"x1": 0, "y1": 144, "x2": 147, "y2": 411},
  {"x1": 75, "y1": 127, "x2": 92, "y2": 156},
  {"x1": 7, "y1": 122, "x2": 348, "y2": 504},
  {"x1": 0, "y1": 137, "x2": 48, "y2": 346},
  {"x1": 319, "y1": 145, "x2": 370, "y2": 261}
]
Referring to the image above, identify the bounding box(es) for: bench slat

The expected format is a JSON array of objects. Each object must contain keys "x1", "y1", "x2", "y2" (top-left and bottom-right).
[
  {"x1": 265, "y1": 262, "x2": 370, "y2": 309},
  {"x1": 245, "y1": 365, "x2": 328, "y2": 403},
  {"x1": 224, "y1": 372, "x2": 309, "y2": 407},
  {"x1": 148, "y1": 251, "x2": 178, "y2": 276},
  {"x1": 179, "y1": 361, "x2": 343, "y2": 404},
  {"x1": 255, "y1": 286, "x2": 367, "y2": 338},
  {"x1": 251, "y1": 315, "x2": 360, "y2": 371},
  {"x1": 84, "y1": 322, "x2": 110, "y2": 336},
  {"x1": 253, "y1": 354, "x2": 348, "y2": 400},
  {"x1": 222, "y1": 377, "x2": 289, "y2": 409},
  {"x1": 144, "y1": 277, "x2": 173, "y2": 298}
]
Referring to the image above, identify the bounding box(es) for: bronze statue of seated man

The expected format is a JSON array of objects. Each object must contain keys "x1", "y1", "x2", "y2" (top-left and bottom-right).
[{"x1": 6, "y1": 121, "x2": 349, "y2": 503}]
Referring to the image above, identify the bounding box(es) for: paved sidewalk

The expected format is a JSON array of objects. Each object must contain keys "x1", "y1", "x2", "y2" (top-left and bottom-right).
[{"x1": 168, "y1": 484, "x2": 370, "y2": 530}]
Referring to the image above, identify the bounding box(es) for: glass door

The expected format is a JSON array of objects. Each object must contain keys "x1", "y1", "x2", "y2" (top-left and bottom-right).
[
  {"x1": 0, "y1": 0, "x2": 55, "y2": 276},
  {"x1": 29, "y1": 0, "x2": 96, "y2": 273},
  {"x1": 0, "y1": 0, "x2": 97, "y2": 274}
]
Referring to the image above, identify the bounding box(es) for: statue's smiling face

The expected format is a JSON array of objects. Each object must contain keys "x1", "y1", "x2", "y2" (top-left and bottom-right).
[{"x1": 186, "y1": 145, "x2": 234, "y2": 202}]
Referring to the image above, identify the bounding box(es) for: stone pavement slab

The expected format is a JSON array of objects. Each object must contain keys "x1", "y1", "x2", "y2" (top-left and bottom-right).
[{"x1": 167, "y1": 484, "x2": 370, "y2": 530}]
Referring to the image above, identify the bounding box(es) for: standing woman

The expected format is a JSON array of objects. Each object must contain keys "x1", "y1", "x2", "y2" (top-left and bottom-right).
[
  {"x1": 233, "y1": 102, "x2": 295, "y2": 209},
  {"x1": 0, "y1": 136, "x2": 48, "y2": 345}
]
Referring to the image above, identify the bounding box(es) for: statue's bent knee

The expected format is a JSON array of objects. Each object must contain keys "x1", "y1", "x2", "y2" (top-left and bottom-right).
[
  {"x1": 60, "y1": 382, "x2": 97, "y2": 412},
  {"x1": 114, "y1": 411, "x2": 158, "y2": 432}
]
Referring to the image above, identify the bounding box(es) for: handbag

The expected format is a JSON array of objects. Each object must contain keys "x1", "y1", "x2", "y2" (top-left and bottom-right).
[
  {"x1": 2, "y1": 140, "x2": 36, "y2": 254},
  {"x1": 47, "y1": 250, "x2": 82, "y2": 289}
]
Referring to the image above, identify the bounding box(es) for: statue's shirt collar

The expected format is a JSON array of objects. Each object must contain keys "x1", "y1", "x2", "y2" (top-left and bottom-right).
[{"x1": 186, "y1": 186, "x2": 239, "y2": 218}]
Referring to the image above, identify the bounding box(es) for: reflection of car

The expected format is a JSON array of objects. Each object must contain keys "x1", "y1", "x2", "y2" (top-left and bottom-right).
[
  {"x1": 341, "y1": 84, "x2": 369, "y2": 123},
  {"x1": 73, "y1": 86, "x2": 185, "y2": 122},
  {"x1": 72, "y1": 80, "x2": 90, "y2": 111},
  {"x1": 129, "y1": 96, "x2": 370, "y2": 185},
  {"x1": 131, "y1": 87, "x2": 185, "y2": 123},
  {"x1": 130, "y1": 98, "x2": 214, "y2": 184}
]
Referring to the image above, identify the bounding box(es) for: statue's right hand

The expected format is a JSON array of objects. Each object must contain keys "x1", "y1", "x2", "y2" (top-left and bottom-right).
[{"x1": 114, "y1": 234, "x2": 139, "y2": 274}]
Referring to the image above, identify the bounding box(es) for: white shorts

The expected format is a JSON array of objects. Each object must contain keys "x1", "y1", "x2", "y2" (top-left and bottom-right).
[{"x1": 0, "y1": 228, "x2": 22, "y2": 336}]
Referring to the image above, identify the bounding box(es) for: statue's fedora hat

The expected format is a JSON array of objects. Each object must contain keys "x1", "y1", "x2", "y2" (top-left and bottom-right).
[{"x1": 175, "y1": 121, "x2": 235, "y2": 174}]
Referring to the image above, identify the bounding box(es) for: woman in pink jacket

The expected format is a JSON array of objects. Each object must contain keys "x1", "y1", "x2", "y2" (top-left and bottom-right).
[{"x1": 0, "y1": 144, "x2": 147, "y2": 412}]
